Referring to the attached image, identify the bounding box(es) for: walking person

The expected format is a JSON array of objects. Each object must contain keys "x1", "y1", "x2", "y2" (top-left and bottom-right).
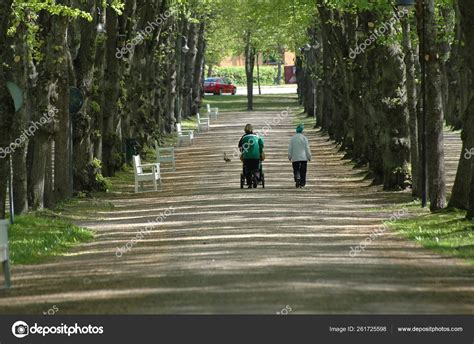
[
  {"x1": 239, "y1": 124, "x2": 264, "y2": 188},
  {"x1": 288, "y1": 124, "x2": 312, "y2": 188}
]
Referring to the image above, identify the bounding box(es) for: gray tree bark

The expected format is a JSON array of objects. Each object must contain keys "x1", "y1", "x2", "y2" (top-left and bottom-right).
[
  {"x1": 0, "y1": 0, "x2": 14, "y2": 218},
  {"x1": 416, "y1": 0, "x2": 447, "y2": 211},
  {"x1": 401, "y1": 17, "x2": 420, "y2": 197},
  {"x1": 52, "y1": 0, "x2": 72, "y2": 202},
  {"x1": 244, "y1": 30, "x2": 255, "y2": 111},
  {"x1": 454, "y1": 0, "x2": 474, "y2": 218}
]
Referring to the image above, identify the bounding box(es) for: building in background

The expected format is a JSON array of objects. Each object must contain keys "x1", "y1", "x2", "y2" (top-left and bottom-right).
[
  {"x1": 219, "y1": 51, "x2": 295, "y2": 67},
  {"x1": 216, "y1": 51, "x2": 296, "y2": 84},
  {"x1": 209, "y1": 50, "x2": 297, "y2": 85}
]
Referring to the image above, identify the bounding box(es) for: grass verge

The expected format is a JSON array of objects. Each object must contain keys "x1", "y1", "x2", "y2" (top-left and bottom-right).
[
  {"x1": 203, "y1": 94, "x2": 300, "y2": 113},
  {"x1": 293, "y1": 108, "x2": 317, "y2": 128},
  {"x1": 8, "y1": 213, "x2": 94, "y2": 265},
  {"x1": 388, "y1": 208, "x2": 474, "y2": 264}
]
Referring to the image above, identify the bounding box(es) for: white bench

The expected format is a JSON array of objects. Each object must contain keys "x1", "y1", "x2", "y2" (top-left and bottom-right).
[
  {"x1": 155, "y1": 142, "x2": 176, "y2": 171},
  {"x1": 206, "y1": 104, "x2": 218, "y2": 119},
  {"x1": 176, "y1": 123, "x2": 194, "y2": 146},
  {"x1": 132, "y1": 155, "x2": 161, "y2": 193},
  {"x1": 0, "y1": 219, "x2": 11, "y2": 288},
  {"x1": 196, "y1": 113, "x2": 210, "y2": 132}
]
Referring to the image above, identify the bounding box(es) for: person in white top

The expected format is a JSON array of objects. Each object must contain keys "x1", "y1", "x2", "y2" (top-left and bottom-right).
[{"x1": 288, "y1": 124, "x2": 312, "y2": 188}]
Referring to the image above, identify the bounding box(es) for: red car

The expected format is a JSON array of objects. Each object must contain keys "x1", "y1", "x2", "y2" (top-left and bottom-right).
[{"x1": 204, "y1": 77, "x2": 237, "y2": 95}]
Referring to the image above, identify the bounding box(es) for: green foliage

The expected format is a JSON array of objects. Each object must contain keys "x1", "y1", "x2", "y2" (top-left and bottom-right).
[
  {"x1": 95, "y1": 173, "x2": 112, "y2": 192},
  {"x1": 11, "y1": 0, "x2": 93, "y2": 23},
  {"x1": 8, "y1": 214, "x2": 94, "y2": 265},
  {"x1": 79, "y1": 158, "x2": 112, "y2": 192},
  {"x1": 204, "y1": 15, "x2": 235, "y2": 66},
  {"x1": 8, "y1": 0, "x2": 93, "y2": 62},
  {"x1": 211, "y1": 66, "x2": 278, "y2": 85},
  {"x1": 109, "y1": 0, "x2": 125, "y2": 15},
  {"x1": 90, "y1": 101, "x2": 101, "y2": 114},
  {"x1": 91, "y1": 158, "x2": 102, "y2": 169}
]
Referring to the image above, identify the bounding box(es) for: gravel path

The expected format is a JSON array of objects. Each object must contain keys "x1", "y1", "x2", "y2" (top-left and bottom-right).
[{"x1": 0, "y1": 97, "x2": 472, "y2": 314}]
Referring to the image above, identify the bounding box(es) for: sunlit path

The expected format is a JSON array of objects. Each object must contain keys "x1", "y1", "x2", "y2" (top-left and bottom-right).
[{"x1": 0, "y1": 96, "x2": 472, "y2": 314}]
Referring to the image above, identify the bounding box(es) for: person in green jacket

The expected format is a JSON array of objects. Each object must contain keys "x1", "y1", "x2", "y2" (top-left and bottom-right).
[{"x1": 238, "y1": 124, "x2": 264, "y2": 188}]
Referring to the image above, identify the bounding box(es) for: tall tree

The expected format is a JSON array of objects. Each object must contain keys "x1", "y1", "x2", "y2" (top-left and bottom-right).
[
  {"x1": 52, "y1": 0, "x2": 72, "y2": 202},
  {"x1": 244, "y1": 30, "x2": 255, "y2": 111},
  {"x1": 102, "y1": 5, "x2": 121, "y2": 176},
  {"x1": 456, "y1": 0, "x2": 474, "y2": 219},
  {"x1": 0, "y1": 0, "x2": 14, "y2": 218},
  {"x1": 401, "y1": 16, "x2": 420, "y2": 197},
  {"x1": 416, "y1": 0, "x2": 446, "y2": 211}
]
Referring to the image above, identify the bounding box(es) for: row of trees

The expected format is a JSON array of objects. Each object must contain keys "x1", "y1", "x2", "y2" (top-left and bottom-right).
[
  {"x1": 2, "y1": 0, "x2": 472, "y2": 219},
  {"x1": 0, "y1": 0, "x2": 210, "y2": 217},
  {"x1": 296, "y1": 0, "x2": 473, "y2": 217}
]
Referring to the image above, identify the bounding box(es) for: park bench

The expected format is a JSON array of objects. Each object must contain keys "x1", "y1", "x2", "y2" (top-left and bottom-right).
[
  {"x1": 176, "y1": 123, "x2": 194, "y2": 146},
  {"x1": 132, "y1": 155, "x2": 161, "y2": 193},
  {"x1": 196, "y1": 113, "x2": 210, "y2": 132},
  {"x1": 206, "y1": 104, "x2": 218, "y2": 119},
  {"x1": 155, "y1": 142, "x2": 176, "y2": 171},
  {"x1": 0, "y1": 219, "x2": 11, "y2": 289}
]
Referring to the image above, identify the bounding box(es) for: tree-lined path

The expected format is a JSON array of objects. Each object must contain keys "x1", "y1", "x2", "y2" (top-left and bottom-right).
[{"x1": 0, "y1": 96, "x2": 472, "y2": 314}]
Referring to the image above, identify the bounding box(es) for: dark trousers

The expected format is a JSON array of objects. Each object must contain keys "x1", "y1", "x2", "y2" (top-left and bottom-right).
[
  {"x1": 243, "y1": 159, "x2": 260, "y2": 185},
  {"x1": 292, "y1": 161, "x2": 308, "y2": 186}
]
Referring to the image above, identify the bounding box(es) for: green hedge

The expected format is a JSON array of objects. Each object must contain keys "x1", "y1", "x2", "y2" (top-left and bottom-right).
[{"x1": 209, "y1": 66, "x2": 278, "y2": 86}]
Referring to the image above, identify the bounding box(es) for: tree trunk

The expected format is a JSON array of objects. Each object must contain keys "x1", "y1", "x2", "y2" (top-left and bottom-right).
[
  {"x1": 44, "y1": 142, "x2": 54, "y2": 208},
  {"x1": 52, "y1": 0, "x2": 72, "y2": 201},
  {"x1": 256, "y1": 53, "x2": 261, "y2": 95},
  {"x1": 317, "y1": 3, "x2": 335, "y2": 137},
  {"x1": 192, "y1": 21, "x2": 206, "y2": 116},
  {"x1": 439, "y1": 5, "x2": 455, "y2": 128},
  {"x1": 102, "y1": 6, "x2": 121, "y2": 176},
  {"x1": 29, "y1": 10, "x2": 62, "y2": 210},
  {"x1": 417, "y1": 0, "x2": 447, "y2": 211},
  {"x1": 0, "y1": 0, "x2": 14, "y2": 218},
  {"x1": 401, "y1": 17, "x2": 420, "y2": 197},
  {"x1": 175, "y1": 20, "x2": 189, "y2": 123},
  {"x1": 244, "y1": 31, "x2": 255, "y2": 111},
  {"x1": 10, "y1": 22, "x2": 31, "y2": 214},
  {"x1": 183, "y1": 22, "x2": 198, "y2": 119},
  {"x1": 455, "y1": 0, "x2": 474, "y2": 217},
  {"x1": 378, "y1": 42, "x2": 411, "y2": 190},
  {"x1": 166, "y1": 19, "x2": 178, "y2": 132},
  {"x1": 72, "y1": 0, "x2": 100, "y2": 192}
]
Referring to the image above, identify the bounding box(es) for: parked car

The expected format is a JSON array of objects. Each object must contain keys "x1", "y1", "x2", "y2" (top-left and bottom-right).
[{"x1": 204, "y1": 77, "x2": 237, "y2": 95}]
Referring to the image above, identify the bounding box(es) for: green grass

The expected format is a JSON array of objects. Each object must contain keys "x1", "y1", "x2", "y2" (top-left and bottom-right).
[
  {"x1": 8, "y1": 213, "x2": 94, "y2": 265},
  {"x1": 293, "y1": 108, "x2": 317, "y2": 128},
  {"x1": 362, "y1": 200, "x2": 427, "y2": 213},
  {"x1": 389, "y1": 208, "x2": 474, "y2": 264},
  {"x1": 106, "y1": 165, "x2": 135, "y2": 193},
  {"x1": 155, "y1": 132, "x2": 178, "y2": 148},
  {"x1": 44, "y1": 196, "x2": 116, "y2": 219},
  {"x1": 202, "y1": 94, "x2": 300, "y2": 113}
]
